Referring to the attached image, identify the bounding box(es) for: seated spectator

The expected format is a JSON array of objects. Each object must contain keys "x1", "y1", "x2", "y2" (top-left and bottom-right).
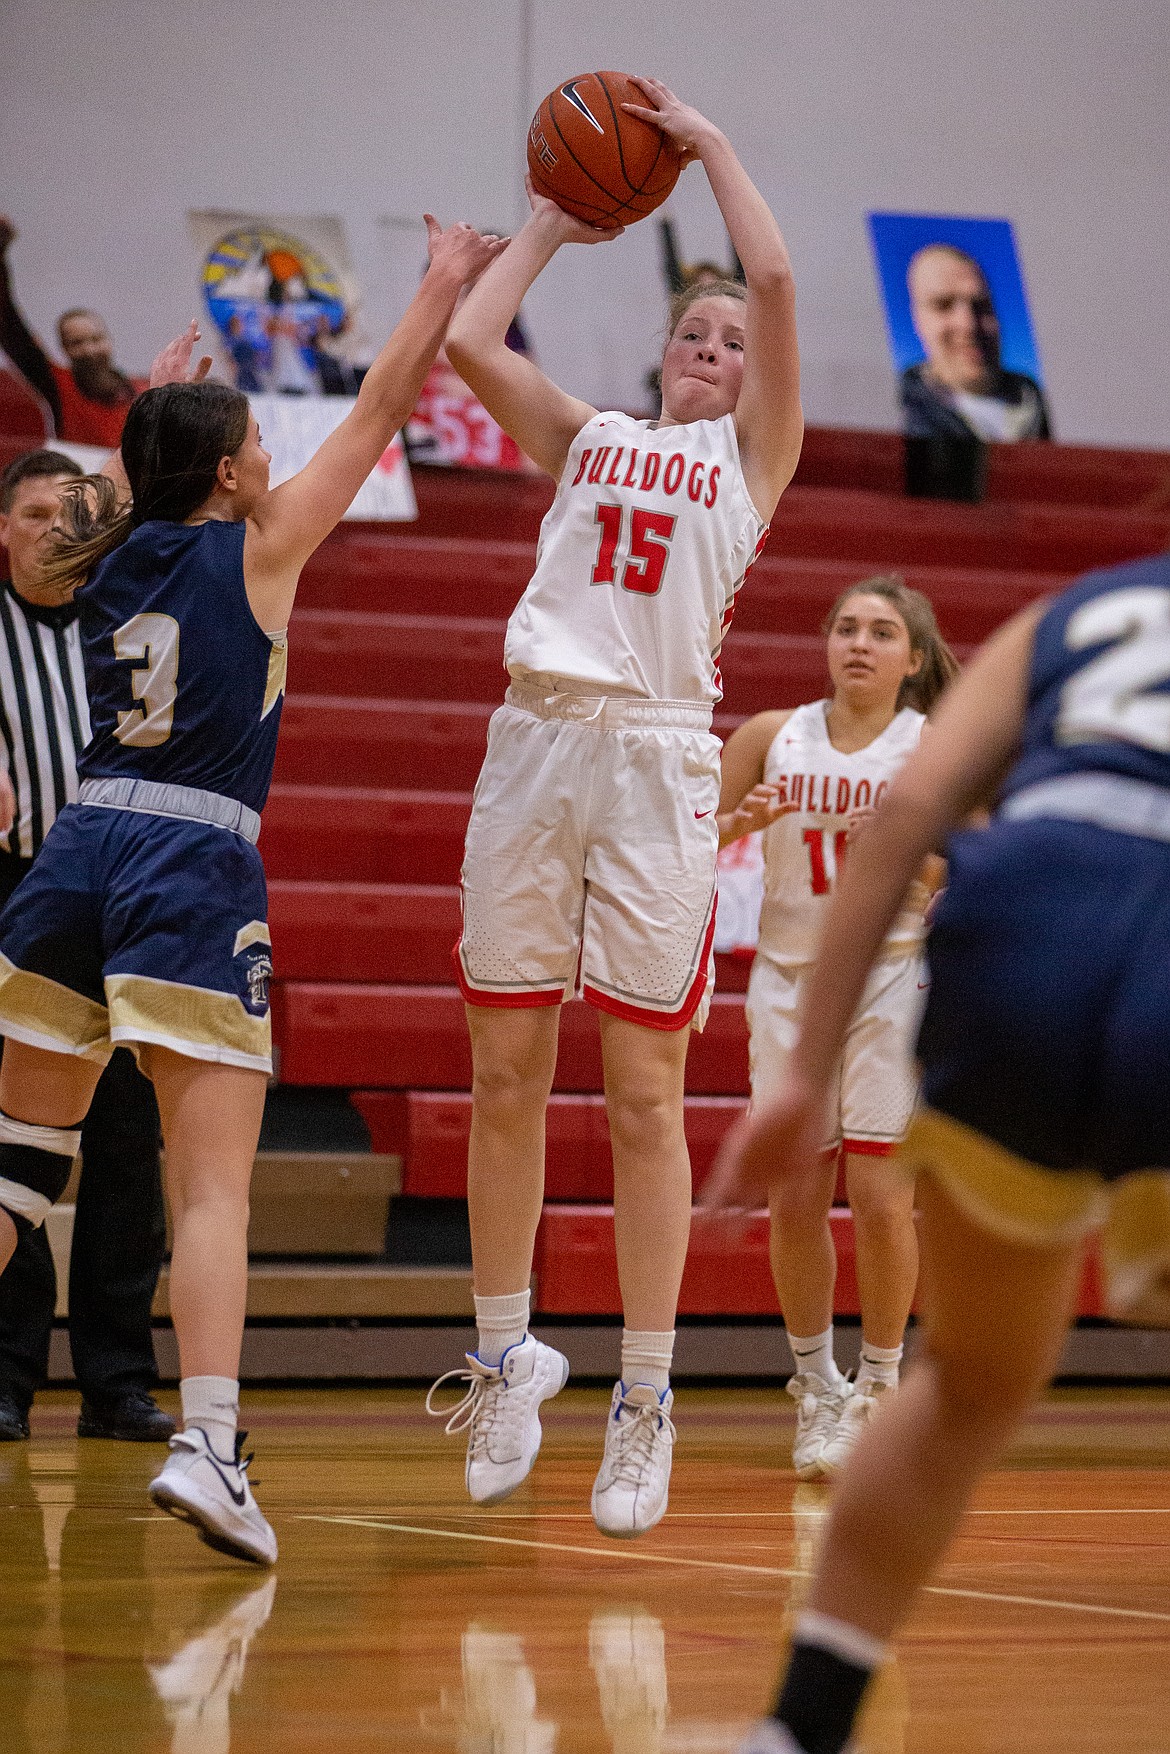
[
  {"x1": 901, "y1": 243, "x2": 1051, "y2": 442},
  {"x1": 0, "y1": 217, "x2": 147, "y2": 448}
]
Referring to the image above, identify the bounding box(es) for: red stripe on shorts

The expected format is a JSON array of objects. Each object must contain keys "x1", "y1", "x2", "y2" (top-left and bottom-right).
[
  {"x1": 841, "y1": 1137, "x2": 899, "y2": 1157},
  {"x1": 582, "y1": 892, "x2": 718, "y2": 1033},
  {"x1": 451, "y1": 942, "x2": 565, "y2": 1008}
]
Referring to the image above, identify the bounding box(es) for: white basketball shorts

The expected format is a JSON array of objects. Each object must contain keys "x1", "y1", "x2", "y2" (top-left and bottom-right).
[
  {"x1": 745, "y1": 951, "x2": 927, "y2": 1150},
  {"x1": 456, "y1": 682, "x2": 721, "y2": 1031}
]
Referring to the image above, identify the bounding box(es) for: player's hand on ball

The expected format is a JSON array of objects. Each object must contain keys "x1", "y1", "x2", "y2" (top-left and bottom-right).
[
  {"x1": 702, "y1": 1075, "x2": 826, "y2": 1214},
  {"x1": 424, "y1": 217, "x2": 510, "y2": 284},
  {"x1": 524, "y1": 177, "x2": 625, "y2": 246},
  {"x1": 150, "y1": 320, "x2": 214, "y2": 389},
  {"x1": 621, "y1": 76, "x2": 716, "y2": 163}
]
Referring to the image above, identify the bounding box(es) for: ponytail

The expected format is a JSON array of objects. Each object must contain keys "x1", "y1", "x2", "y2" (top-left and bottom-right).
[
  {"x1": 40, "y1": 474, "x2": 133, "y2": 597},
  {"x1": 41, "y1": 380, "x2": 250, "y2": 596},
  {"x1": 824, "y1": 575, "x2": 960, "y2": 716}
]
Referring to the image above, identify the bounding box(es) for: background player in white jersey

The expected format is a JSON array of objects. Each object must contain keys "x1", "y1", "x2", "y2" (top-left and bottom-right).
[
  {"x1": 717, "y1": 579, "x2": 957, "y2": 1477},
  {"x1": 427, "y1": 78, "x2": 803, "y2": 1537}
]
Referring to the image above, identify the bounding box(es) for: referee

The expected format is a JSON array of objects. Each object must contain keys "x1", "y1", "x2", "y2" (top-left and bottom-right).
[{"x1": 0, "y1": 448, "x2": 173, "y2": 1442}]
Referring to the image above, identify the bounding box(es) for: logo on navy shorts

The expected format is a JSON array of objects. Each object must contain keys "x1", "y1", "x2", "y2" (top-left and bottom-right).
[{"x1": 233, "y1": 923, "x2": 273, "y2": 1016}]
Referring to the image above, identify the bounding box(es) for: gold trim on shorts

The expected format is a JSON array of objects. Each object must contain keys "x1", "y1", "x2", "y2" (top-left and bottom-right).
[
  {"x1": 105, "y1": 972, "x2": 271, "y2": 1073},
  {"x1": 0, "y1": 953, "x2": 113, "y2": 1063},
  {"x1": 900, "y1": 1106, "x2": 1170, "y2": 1325}
]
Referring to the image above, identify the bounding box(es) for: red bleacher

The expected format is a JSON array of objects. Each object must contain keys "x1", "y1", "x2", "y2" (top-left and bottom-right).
[
  {"x1": 263, "y1": 436, "x2": 1170, "y2": 1321},
  {"x1": 5, "y1": 379, "x2": 1164, "y2": 1321}
]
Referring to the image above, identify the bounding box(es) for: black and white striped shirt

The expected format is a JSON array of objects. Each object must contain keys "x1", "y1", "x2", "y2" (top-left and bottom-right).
[{"x1": 0, "y1": 581, "x2": 91, "y2": 860}]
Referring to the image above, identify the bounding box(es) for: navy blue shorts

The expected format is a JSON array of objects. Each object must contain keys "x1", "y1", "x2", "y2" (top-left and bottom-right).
[
  {"x1": 0, "y1": 804, "x2": 272, "y2": 1072},
  {"x1": 919, "y1": 816, "x2": 1170, "y2": 1179}
]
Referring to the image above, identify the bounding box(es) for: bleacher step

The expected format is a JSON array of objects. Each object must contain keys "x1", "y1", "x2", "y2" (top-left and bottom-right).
[{"x1": 151, "y1": 1261, "x2": 474, "y2": 1319}]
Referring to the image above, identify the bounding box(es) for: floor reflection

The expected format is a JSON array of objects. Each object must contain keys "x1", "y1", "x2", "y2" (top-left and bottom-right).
[
  {"x1": 149, "y1": 1576, "x2": 276, "y2": 1754},
  {"x1": 0, "y1": 1442, "x2": 271, "y2": 1754}
]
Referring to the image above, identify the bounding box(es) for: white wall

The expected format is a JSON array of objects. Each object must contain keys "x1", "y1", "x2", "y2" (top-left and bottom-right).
[{"x1": 3, "y1": 0, "x2": 1167, "y2": 445}]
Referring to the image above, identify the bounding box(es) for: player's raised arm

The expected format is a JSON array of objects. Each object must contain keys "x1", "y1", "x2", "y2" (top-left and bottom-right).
[
  {"x1": 623, "y1": 79, "x2": 802, "y2": 518},
  {"x1": 445, "y1": 191, "x2": 619, "y2": 479},
  {"x1": 244, "y1": 218, "x2": 506, "y2": 624}
]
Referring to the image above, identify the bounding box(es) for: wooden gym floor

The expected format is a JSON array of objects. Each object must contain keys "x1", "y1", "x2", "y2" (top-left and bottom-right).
[{"x1": 2, "y1": 1385, "x2": 1167, "y2": 1753}]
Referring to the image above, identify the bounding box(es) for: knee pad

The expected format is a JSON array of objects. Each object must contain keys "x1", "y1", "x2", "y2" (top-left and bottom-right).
[{"x1": 0, "y1": 1112, "x2": 81, "y2": 1230}]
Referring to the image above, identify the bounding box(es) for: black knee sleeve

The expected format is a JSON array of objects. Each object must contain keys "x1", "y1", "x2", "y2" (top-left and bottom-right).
[{"x1": 0, "y1": 1113, "x2": 81, "y2": 1229}]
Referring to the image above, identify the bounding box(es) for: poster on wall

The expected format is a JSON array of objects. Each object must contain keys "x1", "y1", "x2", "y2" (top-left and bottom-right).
[
  {"x1": 246, "y1": 393, "x2": 415, "y2": 521},
  {"x1": 407, "y1": 359, "x2": 528, "y2": 472},
  {"x1": 867, "y1": 213, "x2": 1051, "y2": 444},
  {"x1": 43, "y1": 411, "x2": 416, "y2": 522},
  {"x1": 377, "y1": 213, "x2": 531, "y2": 473},
  {"x1": 188, "y1": 211, "x2": 367, "y2": 397}
]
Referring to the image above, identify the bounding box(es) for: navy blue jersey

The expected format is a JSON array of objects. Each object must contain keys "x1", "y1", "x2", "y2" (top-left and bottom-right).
[
  {"x1": 1001, "y1": 553, "x2": 1170, "y2": 805},
  {"x1": 77, "y1": 519, "x2": 286, "y2": 814}
]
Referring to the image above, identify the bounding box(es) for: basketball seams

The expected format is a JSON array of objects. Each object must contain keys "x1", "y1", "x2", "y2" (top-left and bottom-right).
[
  {"x1": 548, "y1": 92, "x2": 628, "y2": 206},
  {"x1": 530, "y1": 72, "x2": 680, "y2": 223},
  {"x1": 596, "y1": 73, "x2": 673, "y2": 200},
  {"x1": 594, "y1": 74, "x2": 641, "y2": 196}
]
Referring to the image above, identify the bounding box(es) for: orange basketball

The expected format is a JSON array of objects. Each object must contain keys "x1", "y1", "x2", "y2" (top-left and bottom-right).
[{"x1": 527, "y1": 72, "x2": 682, "y2": 227}]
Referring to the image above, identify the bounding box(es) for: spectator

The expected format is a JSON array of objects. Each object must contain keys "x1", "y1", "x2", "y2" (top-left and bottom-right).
[
  {"x1": 902, "y1": 243, "x2": 1051, "y2": 442},
  {"x1": 0, "y1": 448, "x2": 173, "y2": 1443},
  {"x1": 0, "y1": 217, "x2": 147, "y2": 448}
]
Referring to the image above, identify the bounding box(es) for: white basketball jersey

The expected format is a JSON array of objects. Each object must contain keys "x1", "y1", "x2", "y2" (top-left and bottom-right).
[
  {"x1": 505, "y1": 411, "x2": 768, "y2": 704},
  {"x1": 757, "y1": 701, "x2": 928, "y2": 966}
]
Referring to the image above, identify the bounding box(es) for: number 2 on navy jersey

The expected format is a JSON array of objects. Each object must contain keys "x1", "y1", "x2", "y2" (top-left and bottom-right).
[
  {"x1": 1057, "y1": 587, "x2": 1170, "y2": 752},
  {"x1": 591, "y1": 504, "x2": 676, "y2": 596},
  {"x1": 113, "y1": 612, "x2": 180, "y2": 748}
]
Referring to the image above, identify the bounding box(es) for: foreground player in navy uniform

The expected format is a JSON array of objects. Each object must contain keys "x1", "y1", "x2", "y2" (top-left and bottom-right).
[
  {"x1": 706, "y1": 554, "x2": 1170, "y2": 1754},
  {"x1": 0, "y1": 217, "x2": 504, "y2": 1566}
]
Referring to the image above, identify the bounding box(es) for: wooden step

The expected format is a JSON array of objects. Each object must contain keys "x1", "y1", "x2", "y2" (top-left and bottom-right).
[{"x1": 151, "y1": 1261, "x2": 474, "y2": 1319}]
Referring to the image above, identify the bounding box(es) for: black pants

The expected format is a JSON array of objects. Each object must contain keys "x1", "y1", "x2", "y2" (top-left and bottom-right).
[{"x1": 0, "y1": 850, "x2": 166, "y2": 1409}]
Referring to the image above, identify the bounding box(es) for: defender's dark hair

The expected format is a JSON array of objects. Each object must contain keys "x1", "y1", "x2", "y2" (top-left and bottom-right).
[
  {"x1": 0, "y1": 448, "x2": 83, "y2": 513},
  {"x1": 824, "y1": 574, "x2": 960, "y2": 715},
  {"x1": 42, "y1": 381, "x2": 250, "y2": 594}
]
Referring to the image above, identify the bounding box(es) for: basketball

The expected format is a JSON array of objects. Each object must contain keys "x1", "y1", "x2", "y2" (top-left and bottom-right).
[{"x1": 527, "y1": 71, "x2": 682, "y2": 226}]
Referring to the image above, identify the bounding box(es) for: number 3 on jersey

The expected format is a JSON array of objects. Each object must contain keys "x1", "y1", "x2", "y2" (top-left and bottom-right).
[
  {"x1": 113, "y1": 612, "x2": 180, "y2": 747},
  {"x1": 591, "y1": 504, "x2": 675, "y2": 596}
]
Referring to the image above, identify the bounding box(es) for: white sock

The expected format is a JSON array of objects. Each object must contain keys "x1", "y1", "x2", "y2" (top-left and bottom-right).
[
  {"x1": 180, "y1": 1375, "x2": 239, "y2": 1458},
  {"x1": 787, "y1": 1326, "x2": 843, "y2": 1387},
  {"x1": 857, "y1": 1339, "x2": 903, "y2": 1389},
  {"x1": 474, "y1": 1289, "x2": 530, "y2": 1367},
  {"x1": 620, "y1": 1329, "x2": 674, "y2": 1396}
]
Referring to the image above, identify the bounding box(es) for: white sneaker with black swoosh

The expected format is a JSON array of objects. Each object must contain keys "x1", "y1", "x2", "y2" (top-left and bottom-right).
[{"x1": 149, "y1": 1428, "x2": 277, "y2": 1565}]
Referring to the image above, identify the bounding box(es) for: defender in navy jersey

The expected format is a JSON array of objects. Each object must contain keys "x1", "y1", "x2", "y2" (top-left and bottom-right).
[
  {"x1": 709, "y1": 554, "x2": 1170, "y2": 1754},
  {"x1": 0, "y1": 215, "x2": 505, "y2": 1569}
]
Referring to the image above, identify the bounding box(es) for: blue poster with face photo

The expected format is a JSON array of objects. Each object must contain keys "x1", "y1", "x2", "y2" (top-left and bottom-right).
[{"x1": 867, "y1": 212, "x2": 1051, "y2": 443}]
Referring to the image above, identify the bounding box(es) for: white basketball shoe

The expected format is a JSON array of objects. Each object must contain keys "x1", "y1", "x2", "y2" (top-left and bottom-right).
[
  {"x1": 786, "y1": 1373, "x2": 853, "y2": 1481},
  {"x1": 820, "y1": 1378, "x2": 893, "y2": 1476},
  {"x1": 591, "y1": 1383, "x2": 675, "y2": 1538},
  {"x1": 427, "y1": 1334, "x2": 569, "y2": 1505},
  {"x1": 149, "y1": 1428, "x2": 277, "y2": 1565}
]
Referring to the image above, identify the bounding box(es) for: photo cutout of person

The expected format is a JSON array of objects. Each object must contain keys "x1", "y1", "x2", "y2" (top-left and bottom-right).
[{"x1": 902, "y1": 243, "x2": 1050, "y2": 442}]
